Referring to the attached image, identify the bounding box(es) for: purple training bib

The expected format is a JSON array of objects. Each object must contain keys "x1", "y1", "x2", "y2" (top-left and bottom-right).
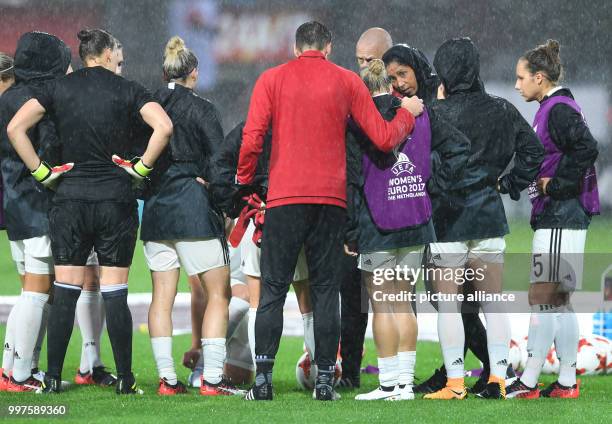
[
  {"x1": 362, "y1": 108, "x2": 432, "y2": 231},
  {"x1": 529, "y1": 95, "x2": 600, "y2": 219}
]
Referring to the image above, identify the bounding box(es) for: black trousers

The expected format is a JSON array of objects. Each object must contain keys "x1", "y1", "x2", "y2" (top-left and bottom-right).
[
  {"x1": 256, "y1": 204, "x2": 345, "y2": 369},
  {"x1": 339, "y1": 255, "x2": 368, "y2": 380}
]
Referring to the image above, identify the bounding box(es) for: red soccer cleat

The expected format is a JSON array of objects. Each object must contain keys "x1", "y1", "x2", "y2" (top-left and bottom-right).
[
  {"x1": 199, "y1": 375, "x2": 246, "y2": 396},
  {"x1": 158, "y1": 378, "x2": 188, "y2": 396},
  {"x1": 6, "y1": 375, "x2": 43, "y2": 392},
  {"x1": 505, "y1": 379, "x2": 540, "y2": 399},
  {"x1": 540, "y1": 380, "x2": 580, "y2": 398},
  {"x1": 74, "y1": 369, "x2": 95, "y2": 385},
  {"x1": 0, "y1": 369, "x2": 9, "y2": 392}
]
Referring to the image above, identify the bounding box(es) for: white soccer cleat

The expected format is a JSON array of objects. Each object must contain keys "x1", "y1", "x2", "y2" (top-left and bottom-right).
[
  {"x1": 398, "y1": 385, "x2": 415, "y2": 400},
  {"x1": 355, "y1": 386, "x2": 401, "y2": 401}
]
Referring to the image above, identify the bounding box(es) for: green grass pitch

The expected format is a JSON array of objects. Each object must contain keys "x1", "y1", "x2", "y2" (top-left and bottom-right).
[{"x1": 0, "y1": 329, "x2": 610, "y2": 424}]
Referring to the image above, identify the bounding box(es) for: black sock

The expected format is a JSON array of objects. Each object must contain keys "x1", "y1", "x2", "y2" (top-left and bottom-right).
[
  {"x1": 102, "y1": 288, "x2": 133, "y2": 377},
  {"x1": 462, "y1": 312, "x2": 490, "y2": 372},
  {"x1": 255, "y1": 357, "x2": 274, "y2": 386},
  {"x1": 46, "y1": 283, "x2": 81, "y2": 378},
  {"x1": 316, "y1": 365, "x2": 335, "y2": 387}
]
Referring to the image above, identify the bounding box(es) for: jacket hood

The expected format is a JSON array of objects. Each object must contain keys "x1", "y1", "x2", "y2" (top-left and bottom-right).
[
  {"x1": 433, "y1": 37, "x2": 484, "y2": 95},
  {"x1": 382, "y1": 44, "x2": 440, "y2": 105},
  {"x1": 14, "y1": 32, "x2": 71, "y2": 83}
]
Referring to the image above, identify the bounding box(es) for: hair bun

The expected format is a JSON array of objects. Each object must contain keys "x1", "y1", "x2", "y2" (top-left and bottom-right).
[
  {"x1": 368, "y1": 59, "x2": 385, "y2": 76},
  {"x1": 77, "y1": 29, "x2": 93, "y2": 42},
  {"x1": 165, "y1": 36, "x2": 186, "y2": 58},
  {"x1": 545, "y1": 39, "x2": 560, "y2": 56}
]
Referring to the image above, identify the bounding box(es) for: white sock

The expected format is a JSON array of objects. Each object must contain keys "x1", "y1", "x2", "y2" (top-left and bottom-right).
[
  {"x1": 2, "y1": 301, "x2": 19, "y2": 373},
  {"x1": 76, "y1": 290, "x2": 105, "y2": 372},
  {"x1": 521, "y1": 305, "x2": 559, "y2": 388},
  {"x1": 482, "y1": 302, "x2": 511, "y2": 379},
  {"x1": 227, "y1": 297, "x2": 250, "y2": 340},
  {"x1": 302, "y1": 312, "x2": 315, "y2": 361},
  {"x1": 555, "y1": 304, "x2": 578, "y2": 387},
  {"x1": 151, "y1": 336, "x2": 177, "y2": 385},
  {"x1": 12, "y1": 292, "x2": 49, "y2": 382},
  {"x1": 202, "y1": 338, "x2": 226, "y2": 385},
  {"x1": 378, "y1": 355, "x2": 399, "y2": 388},
  {"x1": 398, "y1": 351, "x2": 416, "y2": 387},
  {"x1": 247, "y1": 308, "x2": 257, "y2": 366},
  {"x1": 31, "y1": 302, "x2": 50, "y2": 370},
  {"x1": 437, "y1": 301, "x2": 465, "y2": 379}
]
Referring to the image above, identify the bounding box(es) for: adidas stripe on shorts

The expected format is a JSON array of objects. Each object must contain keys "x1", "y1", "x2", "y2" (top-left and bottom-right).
[{"x1": 530, "y1": 228, "x2": 586, "y2": 292}]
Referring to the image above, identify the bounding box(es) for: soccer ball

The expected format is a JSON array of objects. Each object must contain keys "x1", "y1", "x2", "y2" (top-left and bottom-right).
[
  {"x1": 508, "y1": 339, "x2": 522, "y2": 371},
  {"x1": 576, "y1": 337, "x2": 601, "y2": 375},
  {"x1": 541, "y1": 346, "x2": 559, "y2": 374},
  {"x1": 585, "y1": 335, "x2": 609, "y2": 375},
  {"x1": 295, "y1": 352, "x2": 342, "y2": 390}
]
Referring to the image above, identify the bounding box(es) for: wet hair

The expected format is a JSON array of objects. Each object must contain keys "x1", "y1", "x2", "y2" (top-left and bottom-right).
[
  {"x1": 295, "y1": 21, "x2": 331, "y2": 51},
  {"x1": 360, "y1": 59, "x2": 390, "y2": 95},
  {"x1": 0, "y1": 52, "x2": 14, "y2": 82},
  {"x1": 77, "y1": 28, "x2": 118, "y2": 62},
  {"x1": 163, "y1": 36, "x2": 198, "y2": 82},
  {"x1": 521, "y1": 39, "x2": 563, "y2": 83}
]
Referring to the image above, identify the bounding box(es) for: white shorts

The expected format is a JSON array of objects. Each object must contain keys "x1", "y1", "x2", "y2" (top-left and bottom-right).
[
  {"x1": 531, "y1": 228, "x2": 586, "y2": 291},
  {"x1": 358, "y1": 245, "x2": 425, "y2": 273},
  {"x1": 144, "y1": 238, "x2": 229, "y2": 276},
  {"x1": 239, "y1": 221, "x2": 308, "y2": 282},
  {"x1": 9, "y1": 236, "x2": 54, "y2": 275},
  {"x1": 429, "y1": 237, "x2": 506, "y2": 268},
  {"x1": 228, "y1": 244, "x2": 246, "y2": 287},
  {"x1": 225, "y1": 315, "x2": 253, "y2": 371}
]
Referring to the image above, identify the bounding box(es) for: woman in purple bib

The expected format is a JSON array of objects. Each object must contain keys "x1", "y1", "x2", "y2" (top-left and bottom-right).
[
  {"x1": 346, "y1": 58, "x2": 470, "y2": 401},
  {"x1": 507, "y1": 40, "x2": 599, "y2": 400}
]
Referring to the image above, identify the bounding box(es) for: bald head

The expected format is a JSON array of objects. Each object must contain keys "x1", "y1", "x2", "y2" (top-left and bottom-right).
[{"x1": 356, "y1": 27, "x2": 393, "y2": 69}]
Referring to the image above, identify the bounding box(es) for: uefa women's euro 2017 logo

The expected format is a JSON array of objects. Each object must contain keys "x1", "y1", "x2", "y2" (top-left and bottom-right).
[{"x1": 391, "y1": 152, "x2": 416, "y2": 176}]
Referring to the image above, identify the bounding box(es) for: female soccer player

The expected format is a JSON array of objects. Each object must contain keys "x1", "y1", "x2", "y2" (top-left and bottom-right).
[
  {"x1": 422, "y1": 37, "x2": 544, "y2": 400},
  {"x1": 7, "y1": 28, "x2": 173, "y2": 394},
  {"x1": 507, "y1": 40, "x2": 599, "y2": 399},
  {"x1": 140, "y1": 36, "x2": 239, "y2": 396},
  {"x1": 347, "y1": 58, "x2": 470, "y2": 401},
  {"x1": 0, "y1": 32, "x2": 71, "y2": 392}
]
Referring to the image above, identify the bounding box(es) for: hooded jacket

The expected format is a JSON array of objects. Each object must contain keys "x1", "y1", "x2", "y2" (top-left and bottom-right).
[
  {"x1": 430, "y1": 37, "x2": 544, "y2": 242},
  {"x1": 0, "y1": 32, "x2": 71, "y2": 241},
  {"x1": 382, "y1": 44, "x2": 441, "y2": 105},
  {"x1": 140, "y1": 83, "x2": 225, "y2": 241},
  {"x1": 209, "y1": 121, "x2": 271, "y2": 219}
]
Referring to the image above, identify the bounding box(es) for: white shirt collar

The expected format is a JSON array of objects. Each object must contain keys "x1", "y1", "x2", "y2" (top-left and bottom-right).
[{"x1": 545, "y1": 86, "x2": 563, "y2": 97}]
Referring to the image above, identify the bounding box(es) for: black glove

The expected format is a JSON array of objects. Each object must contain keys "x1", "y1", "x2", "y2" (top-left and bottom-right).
[{"x1": 497, "y1": 175, "x2": 520, "y2": 201}]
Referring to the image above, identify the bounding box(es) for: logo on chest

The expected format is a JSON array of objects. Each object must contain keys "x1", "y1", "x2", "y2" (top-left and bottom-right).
[{"x1": 391, "y1": 152, "x2": 416, "y2": 176}]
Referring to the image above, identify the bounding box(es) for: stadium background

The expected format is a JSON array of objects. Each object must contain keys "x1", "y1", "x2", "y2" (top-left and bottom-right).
[{"x1": 0, "y1": 1, "x2": 610, "y2": 420}]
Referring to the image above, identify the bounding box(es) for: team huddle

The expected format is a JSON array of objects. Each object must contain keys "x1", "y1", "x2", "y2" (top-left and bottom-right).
[{"x1": 0, "y1": 20, "x2": 599, "y2": 402}]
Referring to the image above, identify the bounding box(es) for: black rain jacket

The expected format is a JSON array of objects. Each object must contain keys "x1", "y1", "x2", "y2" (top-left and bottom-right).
[
  {"x1": 140, "y1": 83, "x2": 225, "y2": 241},
  {"x1": 430, "y1": 37, "x2": 544, "y2": 242},
  {"x1": 0, "y1": 32, "x2": 71, "y2": 241},
  {"x1": 531, "y1": 88, "x2": 599, "y2": 230},
  {"x1": 209, "y1": 121, "x2": 271, "y2": 219}
]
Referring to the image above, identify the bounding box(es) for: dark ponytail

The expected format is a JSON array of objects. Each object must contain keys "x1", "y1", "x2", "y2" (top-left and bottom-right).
[
  {"x1": 521, "y1": 39, "x2": 563, "y2": 83},
  {"x1": 77, "y1": 29, "x2": 118, "y2": 62}
]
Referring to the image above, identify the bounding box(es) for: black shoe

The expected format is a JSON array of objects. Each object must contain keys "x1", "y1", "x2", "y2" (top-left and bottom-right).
[
  {"x1": 475, "y1": 381, "x2": 505, "y2": 399},
  {"x1": 413, "y1": 367, "x2": 447, "y2": 394},
  {"x1": 313, "y1": 372, "x2": 340, "y2": 401},
  {"x1": 115, "y1": 374, "x2": 143, "y2": 395},
  {"x1": 92, "y1": 366, "x2": 117, "y2": 387},
  {"x1": 41, "y1": 374, "x2": 62, "y2": 393},
  {"x1": 468, "y1": 371, "x2": 489, "y2": 394},
  {"x1": 245, "y1": 383, "x2": 273, "y2": 400}
]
